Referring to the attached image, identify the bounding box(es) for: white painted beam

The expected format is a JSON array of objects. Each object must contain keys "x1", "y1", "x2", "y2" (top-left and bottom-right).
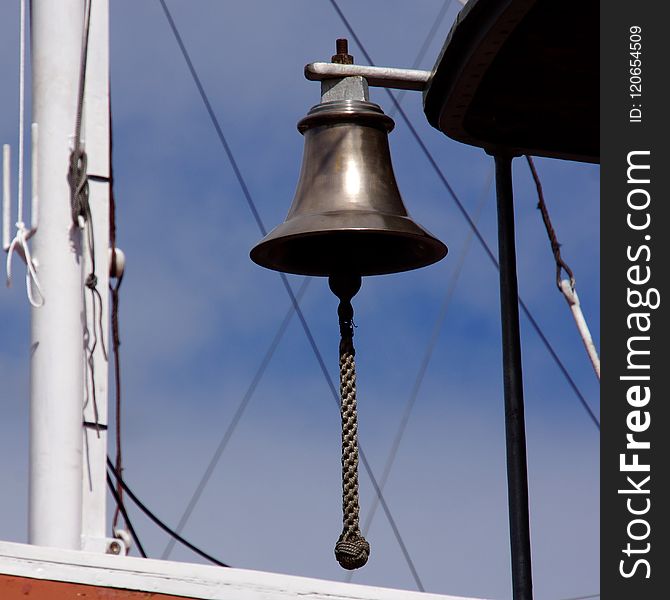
[{"x1": 0, "y1": 541, "x2": 488, "y2": 600}]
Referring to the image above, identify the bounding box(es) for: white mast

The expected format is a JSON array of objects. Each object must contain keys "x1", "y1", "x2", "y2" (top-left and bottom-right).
[{"x1": 28, "y1": 0, "x2": 105, "y2": 550}]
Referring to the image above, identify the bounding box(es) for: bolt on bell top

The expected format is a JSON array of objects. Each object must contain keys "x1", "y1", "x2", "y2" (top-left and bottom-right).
[{"x1": 250, "y1": 97, "x2": 447, "y2": 277}]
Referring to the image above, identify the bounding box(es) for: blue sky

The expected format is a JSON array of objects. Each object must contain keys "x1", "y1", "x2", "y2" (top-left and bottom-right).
[{"x1": 0, "y1": 2, "x2": 599, "y2": 599}]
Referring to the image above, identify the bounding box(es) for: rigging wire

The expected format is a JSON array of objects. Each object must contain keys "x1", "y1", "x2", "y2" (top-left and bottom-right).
[
  {"x1": 388, "y1": 0, "x2": 455, "y2": 119},
  {"x1": 342, "y1": 6, "x2": 476, "y2": 581},
  {"x1": 344, "y1": 2, "x2": 485, "y2": 579},
  {"x1": 106, "y1": 472, "x2": 147, "y2": 558},
  {"x1": 110, "y1": 267, "x2": 124, "y2": 525},
  {"x1": 347, "y1": 164, "x2": 494, "y2": 583},
  {"x1": 161, "y1": 278, "x2": 312, "y2": 560},
  {"x1": 106, "y1": 458, "x2": 231, "y2": 567},
  {"x1": 282, "y1": 272, "x2": 426, "y2": 591},
  {"x1": 157, "y1": 0, "x2": 266, "y2": 237},
  {"x1": 157, "y1": 0, "x2": 596, "y2": 588},
  {"x1": 327, "y1": 0, "x2": 599, "y2": 430},
  {"x1": 108, "y1": 92, "x2": 129, "y2": 532},
  {"x1": 156, "y1": 1, "x2": 424, "y2": 587},
  {"x1": 69, "y1": 0, "x2": 110, "y2": 439}
]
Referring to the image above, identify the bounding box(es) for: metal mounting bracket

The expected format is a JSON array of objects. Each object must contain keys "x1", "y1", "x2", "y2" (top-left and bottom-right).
[{"x1": 305, "y1": 62, "x2": 431, "y2": 91}]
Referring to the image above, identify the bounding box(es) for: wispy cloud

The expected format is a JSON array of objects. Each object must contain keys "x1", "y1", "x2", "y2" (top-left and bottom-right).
[{"x1": 0, "y1": 2, "x2": 598, "y2": 599}]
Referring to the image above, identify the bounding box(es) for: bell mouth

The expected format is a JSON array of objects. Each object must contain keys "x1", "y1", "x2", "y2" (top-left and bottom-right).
[{"x1": 250, "y1": 211, "x2": 448, "y2": 277}]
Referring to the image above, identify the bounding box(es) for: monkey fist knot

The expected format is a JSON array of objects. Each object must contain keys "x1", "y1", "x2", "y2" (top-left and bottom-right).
[{"x1": 334, "y1": 534, "x2": 370, "y2": 570}]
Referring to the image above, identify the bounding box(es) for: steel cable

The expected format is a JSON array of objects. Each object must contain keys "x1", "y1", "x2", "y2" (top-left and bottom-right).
[
  {"x1": 161, "y1": 278, "x2": 311, "y2": 560},
  {"x1": 346, "y1": 165, "x2": 494, "y2": 582},
  {"x1": 106, "y1": 472, "x2": 147, "y2": 558},
  {"x1": 107, "y1": 458, "x2": 230, "y2": 567},
  {"x1": 156, "y1": 2, "x2": 423, "y2": 586}
]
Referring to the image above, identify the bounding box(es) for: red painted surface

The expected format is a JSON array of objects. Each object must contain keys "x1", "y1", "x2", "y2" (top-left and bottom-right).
[{"x1": 0, "y1": 574, "x2": 193, "y2": 599}]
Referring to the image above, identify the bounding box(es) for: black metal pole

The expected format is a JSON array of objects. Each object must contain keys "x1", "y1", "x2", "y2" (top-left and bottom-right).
[{"x1": 494, "y1": 153, "x2": 533, "y2": 600}]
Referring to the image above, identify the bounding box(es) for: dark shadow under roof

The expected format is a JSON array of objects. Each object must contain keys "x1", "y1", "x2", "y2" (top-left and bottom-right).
[{"x1": 423, "y1": 0, "x2": 598, "y2": 163}]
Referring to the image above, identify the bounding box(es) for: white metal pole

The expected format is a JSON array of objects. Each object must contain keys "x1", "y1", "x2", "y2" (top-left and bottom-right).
[
  {"x1": 81, "y1": 0, "x2": 112, "y2": 552},
  {"x1": 29, "y1": 0, "x2": 86, "y2": 549}
]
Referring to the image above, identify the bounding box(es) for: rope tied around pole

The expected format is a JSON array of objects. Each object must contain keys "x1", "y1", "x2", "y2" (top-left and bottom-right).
[
  {"x1": 69, "y1": 145, "x2": 91, "y2": 227},
  {"x1": 67, "y1": 0, "x2": 114, "y2": 436},
  {"x1": 329, "y1": 275, "x2": 370, "y2": 570},
  {"x1": 69, "y1": 0, "x2": 92, "y2": 229}
]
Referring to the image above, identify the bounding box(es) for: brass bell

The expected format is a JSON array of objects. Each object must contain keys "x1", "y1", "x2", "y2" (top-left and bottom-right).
[
  {"x1": 251, "y1": 40, "x2": 448, "y2": 571},
  {"x1": 250, "y1": 98, "x2": 447, "y2": 276}
]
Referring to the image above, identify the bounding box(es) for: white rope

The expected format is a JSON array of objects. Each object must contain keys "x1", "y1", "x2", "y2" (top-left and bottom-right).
[
  {"x1": 5, "y1": 0, "x2": 44, "y2": 307},
  {"x1": 6, "y1": 226, "x2": 44, "y2": 307},
  {"x1": 559, "y1": 279, "x2": 600, "y2": 380},
  {"x1": 17, "y1": 0, "x2": 25, "y2": 221}
]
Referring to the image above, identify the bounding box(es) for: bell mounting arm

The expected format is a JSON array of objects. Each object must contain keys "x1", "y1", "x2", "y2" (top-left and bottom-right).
[
  {"x1": 305, "y1": 62, "x2": 431, "y2": 92},
  {"x1": 310, "y1": 39, "x2": 431, "y2": 101}
]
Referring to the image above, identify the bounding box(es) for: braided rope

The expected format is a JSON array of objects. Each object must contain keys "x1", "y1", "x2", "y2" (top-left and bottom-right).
[{"x1": 334, "y1": 295, "x2": 369, "y2": 570}]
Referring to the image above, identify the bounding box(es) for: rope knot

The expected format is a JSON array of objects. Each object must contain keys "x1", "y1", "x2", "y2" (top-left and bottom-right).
[
  {"x1": 6, "y1": 222, "x2": 44, "y2": 308},
  {"x1": 335, "y1": 533, "x2": 370, "y2": 570},
  {"x1": 85, "y1": 272, "x2": 98, "y2": 290},
  {"x1": 68, "y1": 146, "x2": 90, "y2": 226}
]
